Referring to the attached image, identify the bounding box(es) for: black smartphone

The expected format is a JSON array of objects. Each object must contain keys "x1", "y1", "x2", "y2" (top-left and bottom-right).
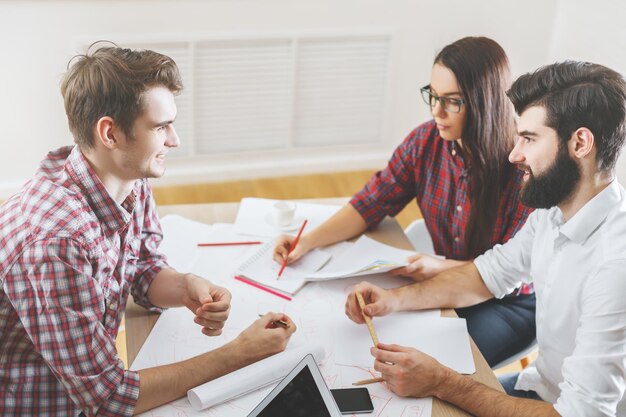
[{"x1": 330, "y1": 387, "x2": 374, "y2": 414}]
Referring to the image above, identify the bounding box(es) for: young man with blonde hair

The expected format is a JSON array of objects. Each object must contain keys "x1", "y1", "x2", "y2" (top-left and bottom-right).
[{"x1": 0, "y1": 43, "x2": 295, "y2": 416}]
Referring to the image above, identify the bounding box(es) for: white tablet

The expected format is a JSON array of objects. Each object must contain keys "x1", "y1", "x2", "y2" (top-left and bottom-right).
[{"x1": 247, "y1": 353, "x2": 342, "y2": 417}]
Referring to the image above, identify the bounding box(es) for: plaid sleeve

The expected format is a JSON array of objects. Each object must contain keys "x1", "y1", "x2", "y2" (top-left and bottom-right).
[
  {"x1": 4, "y1": 239, "x2": 140, "y2": 416},
  {"x1": 131, "y1": 182, "x2": 168, "y2": 310},
  {"x1": 350, "y1": 129, "x2": 421, "y2": 227}
]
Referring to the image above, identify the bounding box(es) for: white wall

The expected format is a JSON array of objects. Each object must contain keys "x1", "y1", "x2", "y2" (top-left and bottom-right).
[
  {"x1": 548, "y1": 0, "x2": 626, "y2": 183},
  {"x1": 1, "y1": 0, "x2": 560, "y2": 197}
]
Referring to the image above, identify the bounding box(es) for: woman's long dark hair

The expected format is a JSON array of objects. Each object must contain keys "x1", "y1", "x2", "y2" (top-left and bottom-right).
[{"x1": 435, "y1": 37, "x2": 516, "y2": 258}]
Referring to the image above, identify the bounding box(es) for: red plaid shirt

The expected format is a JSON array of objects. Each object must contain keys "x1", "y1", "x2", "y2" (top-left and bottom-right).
[
  {"x1": 350, "y1": 120, "x2": 533, "y2": 295},
  {"x1": 0, "y1": 146, "x2": 167, "y2": 416}
]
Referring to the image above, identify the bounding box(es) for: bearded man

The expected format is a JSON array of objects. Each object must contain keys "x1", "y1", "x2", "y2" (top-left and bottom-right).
[{"x1": 344, "y1": 61, "x2": 626, "y2": 417}]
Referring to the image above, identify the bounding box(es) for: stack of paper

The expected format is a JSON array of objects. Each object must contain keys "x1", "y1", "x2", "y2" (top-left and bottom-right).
[
  {"x1": 234, "y1": 241, "x2": 332, "y2": 297},
  {"x1": 234, "y1": 235, "x2": 418, "y2": 297},
  {"x1": 308, "y1": 235, "x2": 415, "y2": 280}
]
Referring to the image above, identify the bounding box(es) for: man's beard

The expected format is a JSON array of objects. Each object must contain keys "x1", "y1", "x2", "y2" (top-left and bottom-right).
[{"x1": 520, "y1": 144, "x2": 581, "y2": 209}]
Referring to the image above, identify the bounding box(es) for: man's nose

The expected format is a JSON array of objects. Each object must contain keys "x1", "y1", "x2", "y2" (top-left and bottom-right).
[
  {"x1": 509, "y1": 138, "x2": 525, "y2": 164},
  {"x1": 166, "y1": 125, "x2": 180, "y2": 148}
]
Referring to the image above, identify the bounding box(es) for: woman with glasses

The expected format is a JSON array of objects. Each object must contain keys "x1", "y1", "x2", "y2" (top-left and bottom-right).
[{"x1": 274, "y1": 36, "x2": 535, "y2": 367}]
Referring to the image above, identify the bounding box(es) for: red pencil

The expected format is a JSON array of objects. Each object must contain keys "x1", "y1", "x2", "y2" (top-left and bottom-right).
[
  {"x1": 197, "y1": 241, "x2": 262, "y2": 247},
  {"x1": 234, "y1": 275, "x2": 292, "y2": 301},
  {"x1": 277, "y1": 219, "x2": 308, "y2": 279}
]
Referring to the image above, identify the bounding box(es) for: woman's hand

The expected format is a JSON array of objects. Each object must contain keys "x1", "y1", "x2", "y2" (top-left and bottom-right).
[
  {"x1": 273, "y1": 234, "x2": 312, "y2": 264},
  {"x1": 391, "y1": 253, "x2": 450, "y2": 282}
]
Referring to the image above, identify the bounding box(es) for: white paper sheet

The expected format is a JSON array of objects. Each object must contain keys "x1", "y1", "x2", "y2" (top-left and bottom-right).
[
  {"x1": 235, "y1": 241, "x2": 332, "y2": 295},
  {"x1": 132, "y1": 272, "x2": 436, "y2": 417},
  {"x1": 333, "y1": 313, "x2": 475, "y2": 374},
  {"x1": 134, "y1": 216, "x2": 441, "y2": 417},
  {"x1": 160, "y1": 216, "x2": 270, "y2": 285},
  {"x1": 233, "y1": 198, "x2": 341, "y2": 238},
  {"x1": 308, "y1": 235, "x2": 416, "y2": 280},
  {"x1": 130, "y1": 295, "x2": 262, "y2": 369},
  {"x1": 159, "y1": 215, "x2": 215, "y2": 271}
]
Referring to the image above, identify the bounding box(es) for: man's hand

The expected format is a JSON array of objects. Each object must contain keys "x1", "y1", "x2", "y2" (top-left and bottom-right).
[
  {"x1": 273, "y1": 234, "x2": 312, "y2": 264},
  {"x1": 232, "y1": 313, "x2": 297, "y2": 361},
  {"x1": 391, "y1": 253, "x2": 450, "y2": 282},
  {"x1": 345, "y1": 281, "x2": 400, "y2": 323},
  {"x1": 372, "y1": 343, "x2": 451, "y2": 398},
  {"x1": 182, "y1": 275, "x2": 232, "y2": 336},
  {"x1": 135, "y1": 312, "x2": 296, "y2": 414}
]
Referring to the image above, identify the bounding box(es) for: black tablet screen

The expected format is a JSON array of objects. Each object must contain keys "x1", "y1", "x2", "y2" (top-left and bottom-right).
[{"x1": 257, "y1": 365, "x2": 332, "y2": 417}]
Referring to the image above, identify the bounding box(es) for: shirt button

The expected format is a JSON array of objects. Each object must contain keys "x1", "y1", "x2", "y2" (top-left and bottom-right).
[
  {"x1": 456, "y1": 205, "x2": 462, "y2": 212},
  {"x1": 454, "y1": 237, "x2": 460, "y2": 243}
]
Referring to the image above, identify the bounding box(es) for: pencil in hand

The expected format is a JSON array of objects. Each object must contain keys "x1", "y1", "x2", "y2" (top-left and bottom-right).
[
  {"x1": 277, "y1": 219, "x2": 308, "y2": 279},
  {"x1": 258, "y1": 314, "x2": 289, "y2": 328},
  {"x1": 356, "y1": 292, "x2": 379, "y2": 347}
]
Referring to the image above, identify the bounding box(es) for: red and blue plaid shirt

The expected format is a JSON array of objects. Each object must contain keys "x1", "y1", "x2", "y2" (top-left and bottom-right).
[
  {"x1": 0, "y1": 146, "x2": 167, "y2": 416},
  {"x1": 350, "y1": 120, "x2": 533, "y2": 295}
]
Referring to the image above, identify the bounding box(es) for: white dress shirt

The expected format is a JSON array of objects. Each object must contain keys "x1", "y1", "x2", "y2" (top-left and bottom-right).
[{"x1": 474, "y1": 180, "x2": 626, "y2": 417}]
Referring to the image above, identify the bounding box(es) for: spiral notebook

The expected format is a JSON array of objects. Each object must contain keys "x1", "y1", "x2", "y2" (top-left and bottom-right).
[{"x1": 234, "y1": 241, "x2": 332, "y2": 297}]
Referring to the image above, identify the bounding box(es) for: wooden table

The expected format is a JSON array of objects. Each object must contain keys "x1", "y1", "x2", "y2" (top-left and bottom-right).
[{"x1": 125, "y1": 199, "x2": 502, "y2": 417}]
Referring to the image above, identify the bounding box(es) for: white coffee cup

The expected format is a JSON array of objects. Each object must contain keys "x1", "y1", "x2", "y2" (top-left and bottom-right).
[{"x1": 272, "y1": 201, "x2": 296, "y2": 227}]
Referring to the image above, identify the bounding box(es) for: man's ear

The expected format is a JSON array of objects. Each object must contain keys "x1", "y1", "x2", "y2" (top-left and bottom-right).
[
  {"x1": 569, "y1": 127, "x2": 595, "y2": 160},
  {"x1": 95, "y1": 116, "x2": 120, "y2": 150}
]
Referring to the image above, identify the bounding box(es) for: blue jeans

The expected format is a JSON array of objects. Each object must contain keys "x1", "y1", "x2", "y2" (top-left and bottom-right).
[
  {"x1": 498, "y1": 373, "x2": 542, "y2": 399},
  {"x1": 456, "y1": 293, "x2": 536, "y2": 367}
]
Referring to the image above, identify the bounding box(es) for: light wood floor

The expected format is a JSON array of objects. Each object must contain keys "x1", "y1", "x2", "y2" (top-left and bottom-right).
[{"x1": 151, "y1": 170, "x2": 422, "y2": 229}]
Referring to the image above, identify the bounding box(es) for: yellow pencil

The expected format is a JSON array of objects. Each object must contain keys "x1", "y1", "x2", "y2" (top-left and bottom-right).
[
  {"x1": 356, "y1": 292, "x2": 379, "y2": 347},
  {"x1": 258, "y1": 314, "x2": 289, "y2": 328},
  {"x1": 352, "y1": 377, "x2": 385, "y2": 386}
]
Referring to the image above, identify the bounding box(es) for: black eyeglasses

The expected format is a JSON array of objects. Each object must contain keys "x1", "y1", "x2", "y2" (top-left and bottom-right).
[{"x1": 420, "y1": 85, "x2": 465, "y2": 113}]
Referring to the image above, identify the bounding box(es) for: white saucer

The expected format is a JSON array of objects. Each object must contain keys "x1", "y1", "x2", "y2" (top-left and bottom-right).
[{"x1": 264, "y1": 213, "x2": 305, "y2": 232}]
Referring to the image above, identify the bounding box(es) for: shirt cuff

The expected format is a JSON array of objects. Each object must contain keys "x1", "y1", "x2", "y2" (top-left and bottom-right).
[
  {"x1": 349, "y1": 196, "x2": 384, "y2": 228},
  {"x1": 92, "y1": 369, "x2": 140, "y2": 417},
  {"x1": 473, "y1": 254, "x2": 507, "y2": 299},
  {"x1": 132, "y1": 261, "x2": 167, "y2": 312}
]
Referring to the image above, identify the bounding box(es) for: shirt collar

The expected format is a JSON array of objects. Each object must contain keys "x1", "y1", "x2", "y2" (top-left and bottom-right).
[
  {"x1": 65, "y1": 145, "x2": 138, "y2": 234},
  {"x1": 557, "y1": 179, "x2": 621, "y2": 244}
]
